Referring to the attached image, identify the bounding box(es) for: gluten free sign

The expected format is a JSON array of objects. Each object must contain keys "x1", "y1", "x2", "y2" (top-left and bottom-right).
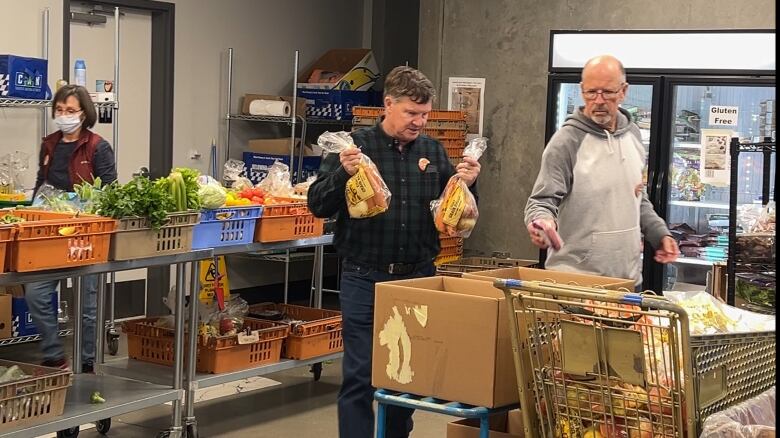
[{"x1": 709, "y1": 105, "x2": 739, "y2": 126}]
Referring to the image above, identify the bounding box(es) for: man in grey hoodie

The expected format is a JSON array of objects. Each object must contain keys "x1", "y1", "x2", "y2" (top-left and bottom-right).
[{"x1": 525, "y1": 55, "x2": 679, "y2": 287}]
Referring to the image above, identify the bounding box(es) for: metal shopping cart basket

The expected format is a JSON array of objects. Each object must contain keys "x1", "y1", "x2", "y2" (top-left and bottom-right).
[{"x1": 493, "y1": 279, "x2": 775, "y2": 438}]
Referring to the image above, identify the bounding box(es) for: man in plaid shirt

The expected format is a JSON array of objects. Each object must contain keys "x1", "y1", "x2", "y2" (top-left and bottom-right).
[{"x1": 308, "y1": 66, "x2": 480, "y2": 438}]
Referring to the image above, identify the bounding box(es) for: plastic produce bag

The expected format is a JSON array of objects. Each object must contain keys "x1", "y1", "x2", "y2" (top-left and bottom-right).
[
  {"x1": 663, "y1": 290, "x2": 775, "y2": 335},
  {"x1": 293, "y1": 175, "x2": 317, "y2": 196},
  {"x1": 700, "y1": 387, "x2": 775, "y2": 437},
  {"x1": 32, "y1": 183, "x2": 79, "y2": 212},
  {"x1": 258, "y1": 161, "x2": 294, "y2": 198},
  {"x1": 431, "y1": 137, "x2": 487, "y2": 237},
  {"x1": 196, "y1": 175, "x2": 227, "y2": 209},
  {"x1": 207, "y1": 294, "x2": 249, "y2": 336},
  {"x1": 223, "y1": 159, "x2": 247, "y2": 189},
  {"x1": 317, "y1": 131, "x2": 391, "y2": 219},
  {"x1": 738, "y1": 201, "x2": 775, "y2": 233}
]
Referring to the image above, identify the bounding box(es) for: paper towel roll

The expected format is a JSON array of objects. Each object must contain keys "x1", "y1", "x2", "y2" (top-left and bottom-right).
[{"x1": 249, "y1": 99, "x2": 291, "y2": 117}]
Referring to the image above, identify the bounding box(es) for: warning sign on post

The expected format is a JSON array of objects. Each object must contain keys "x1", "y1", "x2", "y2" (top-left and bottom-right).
[{"x1": 199, "y1": 256, "x2": 230, "y2": 305}]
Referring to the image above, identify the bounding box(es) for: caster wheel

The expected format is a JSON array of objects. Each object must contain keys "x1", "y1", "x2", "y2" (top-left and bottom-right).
[
  {"x1": 96, "y1": 418, "x2": 112, "y2": 434},
  {"x1": 186, "y1": 423, "x2": 199, "y2": 438},
  {"x1": 56, "y1": 426, "x2": 80, "y2": 438},
  {"x1": 310, "y1": 362, "x2": 322, "y2": 381},
  {"x1": 108, "y1": 335, "x2": 119, "y2": 356}
]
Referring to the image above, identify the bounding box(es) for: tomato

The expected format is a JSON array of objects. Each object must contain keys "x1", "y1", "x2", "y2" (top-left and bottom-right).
[{"x1": 251, "y1": 196, "x2": 262, "y2": 203}]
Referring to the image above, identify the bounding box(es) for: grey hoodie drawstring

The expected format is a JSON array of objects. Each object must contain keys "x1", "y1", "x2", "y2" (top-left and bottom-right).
[{"x1": 605, "y1": 130, "x2": 626, "y2": 161}]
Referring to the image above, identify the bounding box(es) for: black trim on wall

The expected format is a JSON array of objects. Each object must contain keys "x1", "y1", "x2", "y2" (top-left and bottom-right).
[{"x1": 63, "y1": 0, "x2": 175, "y2": 315}]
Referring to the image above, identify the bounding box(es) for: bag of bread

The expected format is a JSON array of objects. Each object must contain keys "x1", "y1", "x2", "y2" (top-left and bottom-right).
[
  {"x1": 317, "y1": 131, "x2": 391, "y2": 218},
  {"x1": 431, "y1": 137, "x2": 487, "y2": 238}
]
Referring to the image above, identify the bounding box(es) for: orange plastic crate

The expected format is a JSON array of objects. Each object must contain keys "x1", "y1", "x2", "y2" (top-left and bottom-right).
[
  {"x1": 351, "y1": 106, "x2": 384, "y2": 118},
  {"x1": 439, "y1": 236, "x2": 463, "y2": 248},
  {"x1": 428, "y1": 109, "x2": 467, "y2": 121},
  {"x1": 422, "y1": 128, "x2": 467, "y2": 140},
  {"x1": 0, "y1": 225, "x2": 14, "y2": 274},
  {"x1": 249, "y1": 303, "x2": 343, "y2": 360},
  {"x1": 124, "y1": 317, "x2": 288, "y2": 374},
  {"x1": 434, "y1": 253, "x2": 461, "y2": 266},
  {"x1": 437, "y1": 245, "x2": 464, "y2": 258},
  {"x1": 7, "y1": 210, "x2": 116, "y2": 272},
  {"x1": 352, "y1": 106, "x2": 466, "y2": 122},
  {"x1": 255, "y1": 199, "x2": 324, "y2": 242},
  {"x1": 425, "y1": 119, "x2": 467, "y2": 130}
]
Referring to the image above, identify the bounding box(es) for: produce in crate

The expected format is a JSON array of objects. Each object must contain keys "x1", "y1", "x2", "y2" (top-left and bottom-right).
[
  {"x1": 166, "y1": 167, "x2": 201, "y2": 211},
  {"x1": 0, "y1": 364, "x2": 29, "y2": 383},
  {"x1": 0, "y1": 214, "x2": 24, "y2": 224},
  {"x1": 735, "y1": 272, "x2": 775, "y2": 310},
  {"x1": 316, "y1": 131, "x2": 391, "y2": 219},
  {"x1": 96, "y1": 176, "x2": 175, "y2": 229},
  {"x1": 431, "y1": 137, "x2": 487, "y2": 237},
  {"x1": 258, "y1": 161, "x2": 295, "y2": 199},
  {"x1": 196, "y1": 175, "x2": 227, "y2": 209}
]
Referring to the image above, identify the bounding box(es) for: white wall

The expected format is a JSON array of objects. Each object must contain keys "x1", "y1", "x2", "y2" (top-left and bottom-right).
[{"x1": 170, "y1": 0, "x2": 367, "y2": 175}]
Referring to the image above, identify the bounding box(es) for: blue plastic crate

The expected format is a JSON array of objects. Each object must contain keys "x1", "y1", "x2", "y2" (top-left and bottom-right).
[{"x1": 191, "y1": 206, "x2": 263, "y2": 249}]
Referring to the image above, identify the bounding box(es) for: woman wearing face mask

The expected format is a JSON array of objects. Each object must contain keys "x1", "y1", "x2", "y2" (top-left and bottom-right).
[{"x1": 25, "y1": 84, "x2": 117, "y2": 372}]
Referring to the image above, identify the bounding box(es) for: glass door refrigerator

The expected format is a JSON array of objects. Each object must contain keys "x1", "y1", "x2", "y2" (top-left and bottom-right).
[{"x1": 544, "y1": 30, "x2": 775, "y2": 293}]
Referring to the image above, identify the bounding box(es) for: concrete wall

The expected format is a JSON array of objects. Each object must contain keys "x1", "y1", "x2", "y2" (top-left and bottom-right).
[{"x1": 418, "y1": 0, "x2": 776, "y2": 260}]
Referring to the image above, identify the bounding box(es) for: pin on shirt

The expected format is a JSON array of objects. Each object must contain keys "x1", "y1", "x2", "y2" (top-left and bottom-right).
[{"x1": 418, "y1": 158, "x2": 430, "y2": 172}]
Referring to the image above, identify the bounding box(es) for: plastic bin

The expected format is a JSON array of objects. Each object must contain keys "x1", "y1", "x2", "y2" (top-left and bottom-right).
[
  {"x1": 0, "y1": 359, "x2": 72, "y2": 431},
  {"x1": 436, "y1": 256, "x2": 538, "y2": 277},
  {"x1": 439, "y1": 236, "x2": 463, "y2": 249},
  {"x1": 191, "y1": 206, "x2": 263, "y2": 249},
  {"x1": 422, "y1": 127, "x2": 467, "y2": 140},
  {"x1": 254, "y1": 199, "x2": 324, "y2": 243},
  {"x1": 0, "y1": 225, "x2": 14, "y2": 274},
  {"x1": 124, "y1": 317, "x2": 288, "y2": 374},
  {"x1": 249, "y1": 303, "x2": 343, "y2": 360},
  {"x1": 6, "y1": 209, "x2": 116, "y2": 272},
  {"x1": 700, "y1": 387, "x2": 775, "y2": 437},
  {"x1": 110, "y1": 211, "x2": 199, "y2": 260}
]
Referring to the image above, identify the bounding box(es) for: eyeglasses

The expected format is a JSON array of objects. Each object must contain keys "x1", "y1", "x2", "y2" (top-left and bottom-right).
[
  {"x1": 54, "y1": 108, "x2": 82, "y2": 116},
  {"x1": 581, "y1": 85, "x2": 625, "y2": 101}
]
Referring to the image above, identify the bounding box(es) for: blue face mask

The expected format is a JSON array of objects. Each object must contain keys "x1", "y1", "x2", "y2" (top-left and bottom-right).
[{"x1": 55, "y1": 113, "x2": 83, "y2": 134}]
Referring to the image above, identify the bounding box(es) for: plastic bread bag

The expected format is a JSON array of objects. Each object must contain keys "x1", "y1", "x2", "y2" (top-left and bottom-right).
[
  {"x1": 317, "y1": 131, "x2": 391, "y2": 219},
  {"x1": 258, "y1": 161, "x2": 294, "y2": 198},
  {"x1": 700, "y1": 387, "x2": 775, "y2": 437},
  {"x1": 431, "y1": 137, "x2": 487, "y2": 238},
  {"x1": 32, "y1": 183, "x2": 79, "y2": 213},
  {"x1": 223, "y1": 159, "x2": 247, "y2": 189}
]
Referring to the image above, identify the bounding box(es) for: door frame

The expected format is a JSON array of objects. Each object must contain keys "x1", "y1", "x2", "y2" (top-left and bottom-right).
[{"x1": 63, "y1": 0, "x2": 175, "y2": 315}]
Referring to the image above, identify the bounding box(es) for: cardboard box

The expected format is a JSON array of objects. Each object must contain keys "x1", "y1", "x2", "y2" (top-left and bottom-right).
[
  {"x1": 1, "y1": 286, "x2": 58, "y2": 338},
  {"x1": 297, "y1": 49, "x2": 382, "y2": 120},
  {"x1": 0, "y1": 55, "x2": 48, "y2": 99},
  {"x1": 0, "y1": 294, "x2": 12, "y2": 339},
  {"x1": 372, "y1": 276, "x2": 519, "y2": 408},
  {"x1": 372, "y1": 269, "x2": 634, "y2": 408},
  {"x1": 298, "y1": 49, "x2": 380, "y2": 92},
  {"x1": 242, "y1": 153, "x2": 321, "y2": 185},
  {"x1": 446, "y1": 413, "x2": 522, "y2": 438},
  {"x1": 506, "y1": 409, "x2": 525, "y2": 436},
  {"x1": 241, "y1": 94, "x2": 307, "y2": 118},
  {"x1": 461, "y1": 266, "x2": 636, "y2": 290}
]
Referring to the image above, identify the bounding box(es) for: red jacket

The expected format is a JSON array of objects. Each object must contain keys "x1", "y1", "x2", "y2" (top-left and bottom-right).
[{"x1": 38, "y1": 129, "x2": 104, "y2": 190}]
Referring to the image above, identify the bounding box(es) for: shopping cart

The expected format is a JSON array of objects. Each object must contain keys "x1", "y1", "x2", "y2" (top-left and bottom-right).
[{"x1": 494, "y1": 278, "x2": 776, "y2": 438}]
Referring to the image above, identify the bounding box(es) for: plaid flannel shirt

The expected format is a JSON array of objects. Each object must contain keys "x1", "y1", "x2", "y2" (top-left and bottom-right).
[{"x1": 308, "y1": 121, "x2": 477, "y2": 267}]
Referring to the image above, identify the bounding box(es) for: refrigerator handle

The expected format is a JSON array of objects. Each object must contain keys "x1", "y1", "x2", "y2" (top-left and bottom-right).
[{"x1": 650, "y1": 166, "x2": 665, "y2": 208}]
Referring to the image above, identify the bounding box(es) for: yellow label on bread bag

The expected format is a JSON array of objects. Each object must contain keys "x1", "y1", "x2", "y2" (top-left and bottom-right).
[
  {"x1": 442, "y1": 184, "x2": 466, "y2": 227},
  {"x1": 345, "y1": 166, "x2": 376, "y2": 206}
]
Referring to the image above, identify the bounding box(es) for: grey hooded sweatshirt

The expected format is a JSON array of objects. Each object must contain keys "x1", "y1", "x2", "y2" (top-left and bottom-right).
[{"x1": 525, "y1": 107, "x2": 670, "y2": 285}]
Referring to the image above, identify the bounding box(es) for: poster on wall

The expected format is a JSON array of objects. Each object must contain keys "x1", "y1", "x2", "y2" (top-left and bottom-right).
[
  {"x1": 700, "y1": 128, "x2": 733, "y2": 186},
  {"x1": 447, "y1": 77, "x2": 485, "y2": 141}
]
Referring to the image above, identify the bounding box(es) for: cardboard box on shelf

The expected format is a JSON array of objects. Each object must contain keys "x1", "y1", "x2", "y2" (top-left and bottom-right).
[
  {"x1": 240, "y1": 94, "x2": 307, "y2": 118},
  {"x1": 0, "y1": 55, "x2": 48, "y2": 100},
  {"x1": 446, "y1": 413, "x2": 522, "y2": 438},
  {"x1": 0, "y1": 294, "x2": 12, "y2": 339},
  {"x1": 0, "y1": 285, "x2": 58, "y2": 338},
  {"x1": 297, "y1": 49, "x2": 382, "y2": 120},
  {"x1": 243, "y1": 138, "x2": 322, "y2": 185},
  {"x1": 461, "y1": 266, "x2": 635, "y2": 290}
]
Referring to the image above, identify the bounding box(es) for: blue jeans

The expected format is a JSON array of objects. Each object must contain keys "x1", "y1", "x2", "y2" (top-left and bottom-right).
[
  {"x1": 337, "y1": 260, "x2": 436, "y2": 438},
  {"x1": 24, "y1": 275, "x2": 97, "y2": 365}
]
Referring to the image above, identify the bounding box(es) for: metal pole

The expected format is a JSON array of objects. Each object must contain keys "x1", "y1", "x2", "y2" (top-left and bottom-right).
[
  {"x1": 314, "y1": 245, "x2": 324, "y2": 309},
  {"x1": 95, "y1": 274, "x2": 106, "y2": 365},
  {"x1": 224, "y1": 48, "x2": 234, "y2": 178},
  {"x1": 290, "y1": 50, "x2": 299, "y2": 183},
  {"x1": 184, "y1": 261, "x2": 201, "y2": 430},
  {"x1": 298, "y1": 117, "x2": 307, "y2": 183},
  {"x1": 283, "y1": 250, "x2": 290, "y2": 304},
  {"x1": 762, "y1": 148, "x2": 772, "y2": 204},
  {"x1": 727, "y1": 138, "x2": 739, "y2": 305},
  {"x1": 42, "y1": 8, "x2": 49, "y2": 137},
  {"x1": 109, "y1": 6, "x2": 121, "y2": 344},
  {"x1": 170, "y1": 263, "x2": 187, "y2": 435},
  {"x1": 72, "y1": 276, "x2": 83, "y2": 373}
]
